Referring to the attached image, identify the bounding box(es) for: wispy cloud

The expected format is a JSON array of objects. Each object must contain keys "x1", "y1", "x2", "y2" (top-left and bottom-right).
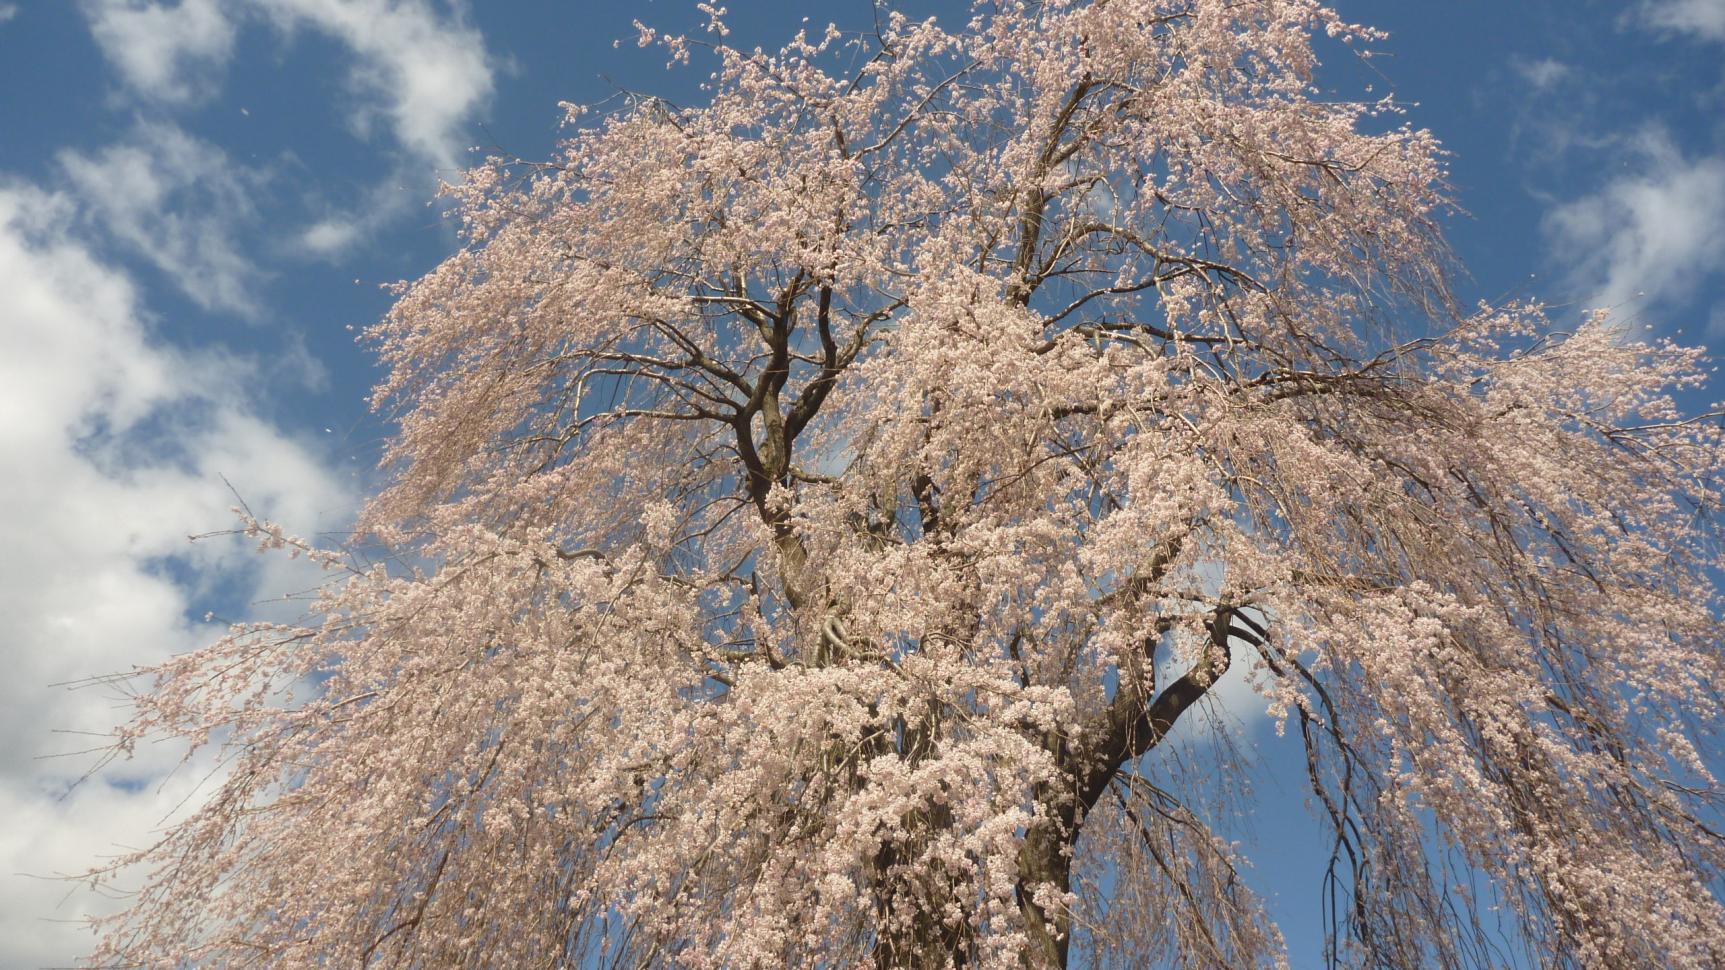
[
  {"x1": 0, "y1": 181, "x2": 353, "y2": 964},
  {"x1": 1511, "y1": 56, "x2": 1572, "y2": 92},
  {"x1": 288, "y1": 175, "x2": 426, "y2": 260},
  {"x1": 75, "y1": 1, "x2": 497, "y2": 256},
  {"x1": 1543, "y1": 128, "x2": 1725, "y2": 320},
  {"x1": 299, "y1": 214, "x2": 364, "y2": 256},
  {"x1": 0, "y1": 4, "x2": 19, "y2": 25},
  {"x1": 80, "y1": 0, "x2": 237, "y2": 104},
  {"x1": 80, "y1": 1, "x2": 497, "y2": 167},
  {"x1": 1638, "y1": 0, "x2": 1725, "y2": 42},
  {"x1": 258, "y1": 0, "x2": 495, "y2": 171},
  {"x1": 78, "y1": 1, "x2": 495, "y2": 170},
  {"x1": 58, "y1": 122, "x2": 267, "y2": 314}
]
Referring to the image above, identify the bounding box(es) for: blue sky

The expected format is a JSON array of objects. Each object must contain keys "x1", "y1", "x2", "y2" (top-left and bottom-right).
[{"x1": 0, "y1": 1, "x2": 1721, "y2": 966}]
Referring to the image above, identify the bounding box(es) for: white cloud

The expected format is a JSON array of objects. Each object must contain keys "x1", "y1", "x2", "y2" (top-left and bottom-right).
[
  {"x1": 0, "y1": 4, "x2": 19, "y2": 25},
  {"x1": 58, "y1": 122, "x2": 266, "y2": 315},
  {"x1": 1639, "y1": 0, "x2": 1725, "y2": 41},
  {"x1": 1543, "y1": 129, "x2": 1725, "y2": 318},
  {"x1": 78, "y1": 1, "x2": 494, "y2": 171},
  {"x1": 0, "y1": 182, "x2": 353, "y2": 967},
  {"x1": 289, "y1": 173, "x2": 430, "y2": 258},
  {"x1": 1511, "y1": 56, "x2": 1572, "y2": 92},
  {"x1": 259, "y1": 0, "x2": 494, "y2": 170},
  {"x1": 0, "y1": 767, "x2": 223, "y2": 966},
  {"x1": 299, "y1": 214, "x2": 364, "y2": 256},
  {"x1": 81, "y1": 0, "x2": 237, "y2": 104}
]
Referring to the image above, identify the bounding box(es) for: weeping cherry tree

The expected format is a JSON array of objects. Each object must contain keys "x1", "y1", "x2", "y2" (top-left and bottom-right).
[{"x1": 89, "y1": 1, "x2": 1725, "y2": 967}]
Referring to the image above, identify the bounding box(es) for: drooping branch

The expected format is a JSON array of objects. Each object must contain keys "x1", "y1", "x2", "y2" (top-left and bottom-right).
[{"x1": 1076, "y1": 605, "x2": 1247, "y2": 819}]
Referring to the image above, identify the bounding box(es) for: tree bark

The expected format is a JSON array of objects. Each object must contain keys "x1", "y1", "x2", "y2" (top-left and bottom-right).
[{"x1": 1017, "y1": 821, "x2": 1074, "y2": 968}]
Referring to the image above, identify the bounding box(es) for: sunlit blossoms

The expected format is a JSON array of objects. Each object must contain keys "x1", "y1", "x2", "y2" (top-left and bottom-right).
[{"x1": 87, "y1": 2, "x2": 1725, "y2": 967}]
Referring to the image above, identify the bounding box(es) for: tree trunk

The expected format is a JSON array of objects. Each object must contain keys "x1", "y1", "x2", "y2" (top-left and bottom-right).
[{"x1": 1017, "y1": 822, "x2": 1073, "y2": 969}]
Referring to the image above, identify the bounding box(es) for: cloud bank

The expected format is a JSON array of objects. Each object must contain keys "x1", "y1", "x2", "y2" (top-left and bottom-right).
[{"x1": 0, "y1": 182, "x2": 353, "y2": 964}]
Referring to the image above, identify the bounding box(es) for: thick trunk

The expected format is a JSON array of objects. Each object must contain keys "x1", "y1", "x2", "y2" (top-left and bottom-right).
[
  {"x1": 1010, "y1": 606, "x2": 1250, "y2": 967},
  {"x1": 1016, "y1": 823, "x2": 1073, "y2": 968}
]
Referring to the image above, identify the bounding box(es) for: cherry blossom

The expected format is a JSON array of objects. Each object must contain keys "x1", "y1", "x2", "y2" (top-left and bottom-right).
[{"x1": 87, "y1": 2, "x2": 1725, "y2": 967}]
